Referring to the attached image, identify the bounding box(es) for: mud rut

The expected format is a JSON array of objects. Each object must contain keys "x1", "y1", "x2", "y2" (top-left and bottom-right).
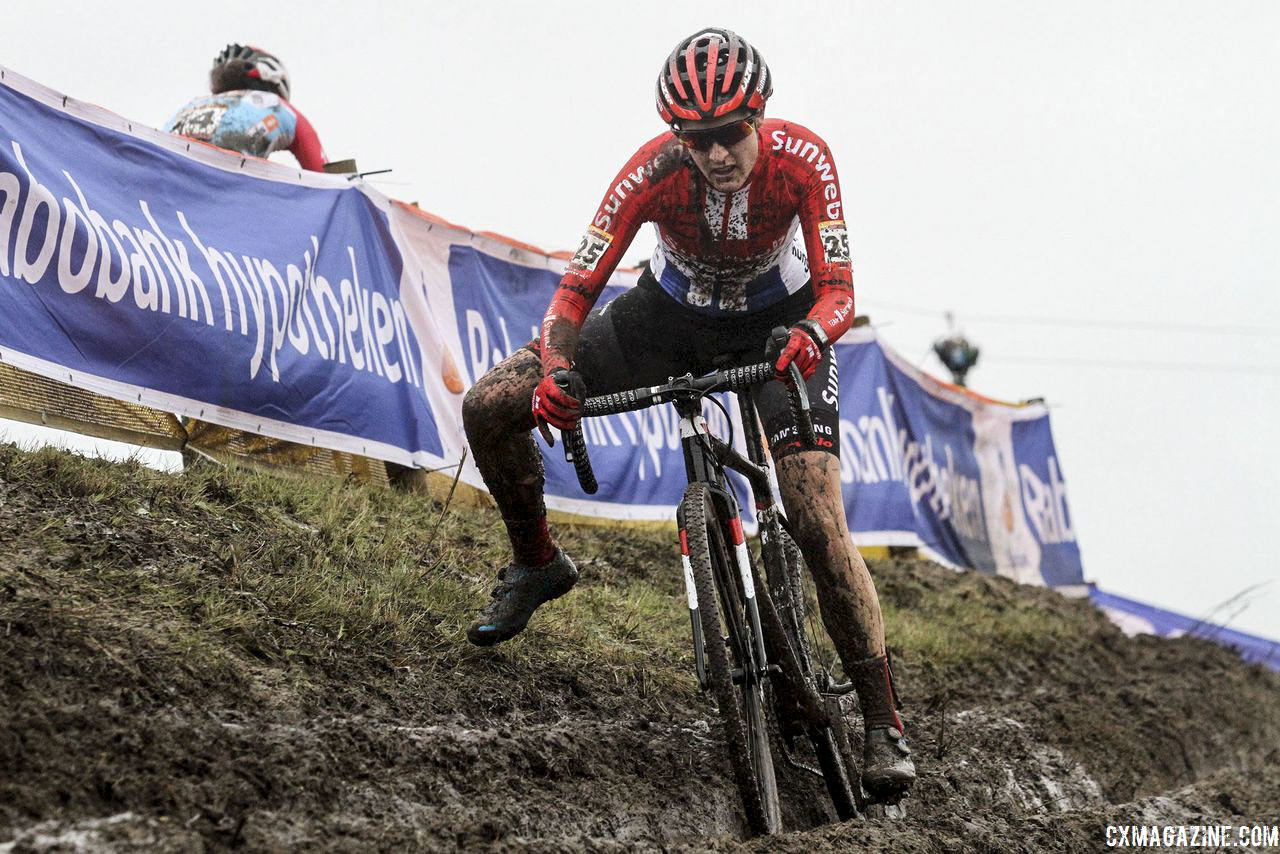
[{"x1": 1, "y1": 459, "x2": 1278, "y2": 852}]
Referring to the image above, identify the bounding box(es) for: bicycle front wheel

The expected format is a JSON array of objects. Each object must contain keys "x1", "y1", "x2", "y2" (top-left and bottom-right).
[{"x1": 682, "y1": 482, "x2": 781, "y2": 836}]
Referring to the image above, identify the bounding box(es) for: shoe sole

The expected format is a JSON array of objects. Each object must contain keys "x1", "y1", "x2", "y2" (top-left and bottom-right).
[{"x1": 862, "y1": 775, "x2": 914, "y2": 806}]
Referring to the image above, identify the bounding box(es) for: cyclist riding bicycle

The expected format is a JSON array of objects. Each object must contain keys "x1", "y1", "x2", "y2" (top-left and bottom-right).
[
  {"x1": 462, "y1": 27, "x2": 915, "y2": 799},
  {"x1": 165, "y1": 44, "x2": 328, "y2": 172}
]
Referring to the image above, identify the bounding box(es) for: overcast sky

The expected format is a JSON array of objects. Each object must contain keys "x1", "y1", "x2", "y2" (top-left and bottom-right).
[{"x1": 2, "y1": 1, "x2": 1277, "y2": 640}]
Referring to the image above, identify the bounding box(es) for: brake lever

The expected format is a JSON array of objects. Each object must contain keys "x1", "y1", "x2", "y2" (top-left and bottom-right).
[
  {"x1": 536, "y1": 418, "x2": 556, "y2": 447},
  {"x1": 785, "y1": 362, "x2": 816, "y2": 449},
  {"x1": 768, "y1": 326, "x2": 815, "y2": 449}
]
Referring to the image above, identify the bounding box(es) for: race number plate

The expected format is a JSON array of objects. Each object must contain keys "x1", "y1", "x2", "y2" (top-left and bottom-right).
[
  {"x1": 570, "y1": 226, "x2": 613, "y2": 272},
  {"x1": 818, "y1": 220, "x2": 850, "y2": 265}
]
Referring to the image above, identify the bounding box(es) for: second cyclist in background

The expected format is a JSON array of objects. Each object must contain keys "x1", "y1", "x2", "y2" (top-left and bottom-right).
[{"x1": 165, "y1": 44, "x2": 328, "y2": 171}]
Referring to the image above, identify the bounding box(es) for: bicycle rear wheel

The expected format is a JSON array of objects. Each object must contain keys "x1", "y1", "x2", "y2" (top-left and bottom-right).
[
  {"x1": 763, "y1": 512, "x2": 861, "y2": 821},
  {"x1": 682, "y1": 482, "x2": 781, "y2": 836}
]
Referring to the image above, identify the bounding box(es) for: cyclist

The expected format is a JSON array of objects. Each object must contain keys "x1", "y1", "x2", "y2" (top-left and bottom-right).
[
  {"x1": 462, "y1": 28, "x2": 914, "y2": 799},
  {"x1": 165, "y1": 44, "x2": 328, "y2": 171}
]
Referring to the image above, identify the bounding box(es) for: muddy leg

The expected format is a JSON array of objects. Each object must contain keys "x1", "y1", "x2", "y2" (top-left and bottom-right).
[
  {"x1": 775, "y1": 451, "x2": 885, "y2": 663},
  {"x1": 461, "y1": 347, "x2": 557, "y2": 567},
  {"x1": 776, "y1": 450, "x2": 914, "y2": 796}
]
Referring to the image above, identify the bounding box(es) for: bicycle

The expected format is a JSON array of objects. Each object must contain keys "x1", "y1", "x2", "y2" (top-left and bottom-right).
[{"x1": 559, "y1": 328, "x2": 869, "y2": 836}]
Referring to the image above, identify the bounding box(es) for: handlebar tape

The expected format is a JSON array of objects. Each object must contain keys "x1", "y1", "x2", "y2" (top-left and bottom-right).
[
  {"x1": 554, "y1": 372, "x2": 599, "y2": 495},
  {"x1": 563, "y1": 425, "x2": 598, "y2": 495},
  {"x1": 583, "y1": 387, "x2": 655, "y2": 418}
]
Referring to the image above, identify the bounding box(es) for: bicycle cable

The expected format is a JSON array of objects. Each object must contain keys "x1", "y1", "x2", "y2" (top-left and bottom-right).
[
  {"x1": 692, "y1": 382, "x2": 755, "y2": 536},
  {"x1": 694, "y1": 379, "x2": 737, "y2": 452}
]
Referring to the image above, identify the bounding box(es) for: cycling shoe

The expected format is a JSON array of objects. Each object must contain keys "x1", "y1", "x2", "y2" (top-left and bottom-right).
[
  {"x1": 466, "y1": 549, "x2": 578, "y2": 646},
  {"x1": 862, "y1": 725, "x2": 915, "y2": 802}
]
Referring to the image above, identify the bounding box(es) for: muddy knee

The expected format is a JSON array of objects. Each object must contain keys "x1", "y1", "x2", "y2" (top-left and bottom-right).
[
  {"x1": 461, "y1": 383, "x2": 498, "y2": 443},
  {"x1": 463, "y1": 348, "x2": 542, "y2": 442}
]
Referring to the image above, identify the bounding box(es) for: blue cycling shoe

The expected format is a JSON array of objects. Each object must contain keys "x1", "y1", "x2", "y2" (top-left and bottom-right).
[{"x1": 466, "y1": 549, "x2": 579, "y2": 646}]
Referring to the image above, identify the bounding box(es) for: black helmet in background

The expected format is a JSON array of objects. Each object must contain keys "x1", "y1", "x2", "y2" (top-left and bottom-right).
[{"x1": 210, "y1": 44, "x2": 291, "y2": 101}]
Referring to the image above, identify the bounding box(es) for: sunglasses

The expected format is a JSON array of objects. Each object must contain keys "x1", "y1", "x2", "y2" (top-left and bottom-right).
[{"x1": 676, "y1": 120, "x2": 756, "y2": 152}]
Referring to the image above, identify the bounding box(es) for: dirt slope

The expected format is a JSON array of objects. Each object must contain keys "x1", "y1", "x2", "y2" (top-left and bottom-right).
[{"x1": 1, "y1": 444, "x2": 1277, "y2": 852}]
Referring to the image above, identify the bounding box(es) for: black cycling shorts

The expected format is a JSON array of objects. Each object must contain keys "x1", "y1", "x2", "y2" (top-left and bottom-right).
[{"x1": 530, "y1": 271, "x2": 840, "y2": 461}]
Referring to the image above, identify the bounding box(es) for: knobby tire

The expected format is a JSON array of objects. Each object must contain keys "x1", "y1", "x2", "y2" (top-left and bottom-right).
[
  {"x1": 682, "y1": 483, "x2": 782, "y2": 836},
  {"x1": 766, "y1": 517, "x2": 860, "y2": 821}
]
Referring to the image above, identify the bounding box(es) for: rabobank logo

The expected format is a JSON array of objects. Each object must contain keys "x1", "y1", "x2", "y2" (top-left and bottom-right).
[
  {"x1": 0, "y1": 137, "x2": 421, "y2": 389},
  {"x1": 1018, "y1": 457, "x2": 1075, "y2": 545}
]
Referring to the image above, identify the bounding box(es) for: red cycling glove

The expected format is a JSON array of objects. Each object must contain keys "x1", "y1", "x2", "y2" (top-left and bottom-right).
[
  {"x1": 532, "y1": 369, "x2": 585, "y2": 436},
  {"x1": 774, "y1": 325, "x2": 824, "y2": 381}
]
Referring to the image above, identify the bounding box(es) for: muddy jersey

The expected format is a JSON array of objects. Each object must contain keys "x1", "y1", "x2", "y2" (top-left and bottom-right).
[
  {"x1": 164, "y1": 90, "x2": 327, "y2": 171},
  {"x1": 540, "y1": 119, "x2": 854, "y2": 375}
]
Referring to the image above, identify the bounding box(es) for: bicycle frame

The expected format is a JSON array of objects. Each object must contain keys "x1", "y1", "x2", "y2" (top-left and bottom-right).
[
  {"x1": 566, "y1": 349, "x2": 864, "y2": 826},
  {"x1": 680, "y1": 382, "x2": 853, "y2": 718},
  {"x1": 567, "y1": 357, "x2": 832, "y2": 706}
]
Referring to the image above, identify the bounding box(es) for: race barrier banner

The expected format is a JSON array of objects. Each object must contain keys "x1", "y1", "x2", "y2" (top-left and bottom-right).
[
  {"x1": 1090, "y1": 586, "x2": 1280, "y2": 672},
  {"x1": 0, "y1": 67, "x2": 1082, "y2": 586}
]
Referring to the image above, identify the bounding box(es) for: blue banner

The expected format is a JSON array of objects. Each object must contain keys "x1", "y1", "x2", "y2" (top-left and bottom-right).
[
  {"x1": 0, "y1": 76, "x2": 442, "y2": 462},
  {"x1": 1090, "y1": 587, "x2": 1279, "y2": 671},
  {"x1": 834, "y1": 341, "x2": 1083, "y2": 583},
  {"x1": 1012, "y1": 417, "x2": 1082, "y2": 586},
  {"x1": 837, "y1": 342, "x2": 991, "y2": 566}
]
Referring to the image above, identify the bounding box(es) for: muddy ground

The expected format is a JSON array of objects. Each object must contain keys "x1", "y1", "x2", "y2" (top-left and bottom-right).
[{"x1": 1, "y1": 445, "x2": 1277, "y2": 852}]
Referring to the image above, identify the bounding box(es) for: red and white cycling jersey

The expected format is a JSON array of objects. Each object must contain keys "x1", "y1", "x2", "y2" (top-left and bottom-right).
[{"x1": 540, "y1": 118, "x2": 855, "y2": 375}]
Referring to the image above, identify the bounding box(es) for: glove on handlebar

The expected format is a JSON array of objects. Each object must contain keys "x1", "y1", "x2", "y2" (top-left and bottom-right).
[
  {"x1": 532, "y1": 369, "x2": 586, "y2": 434},
  {"x1": 774, "y1": 322, "x2": 825, "y2": 381}
]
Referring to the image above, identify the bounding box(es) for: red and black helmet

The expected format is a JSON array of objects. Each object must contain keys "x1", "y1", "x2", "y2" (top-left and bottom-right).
[{"x1": 656, "y1": 28, "x2": 772, "y2": 130}]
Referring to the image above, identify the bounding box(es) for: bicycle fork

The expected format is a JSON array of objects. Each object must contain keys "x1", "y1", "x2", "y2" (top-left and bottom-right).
[
  {"x1": 675, "y1": 409, "x2": 771, "y2": 689},
  {"x1": 677, "y1": 520, "x2": 709, "y2": 690}
]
